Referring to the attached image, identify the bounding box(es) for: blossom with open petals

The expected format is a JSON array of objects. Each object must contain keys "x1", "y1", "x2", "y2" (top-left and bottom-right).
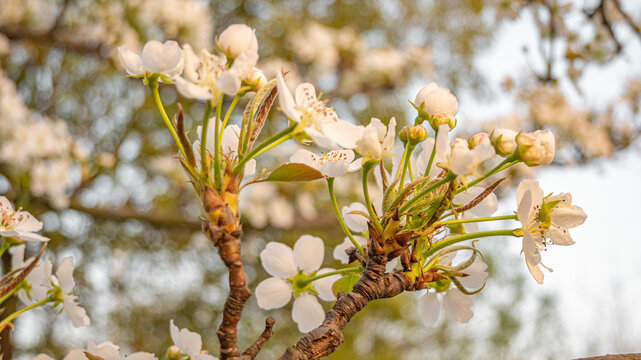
[
  {"x1": 0, "y1": 196, "x2": 48, "y2": 242},
  {"x1": 516, "y1": 180, "x2": 587, "y2": 283},
  {"x1": 52, "y1": 257, "x2": 91, "y2": 327},
  {"x1": 450, "y1": 138, "x2": 495, "y2": 177},
  {"x1": 10, "y1": 244, "x2": 53, "y2": 306},
  {"x1": 118, "y1": 40, "x2": 184, "y2": 79},
  {"x1": 418, "y1": 258, "x2": 487, "y2": 327},
  {"x1": 290, "y1": 149, "x2": 361, "y2": 177},
  {"x1": 255, "y1": 235, "x2": 339, "y2": 333},
  {"x1": 175, "y1": 44, "x2": 258, "y2": 101},
  {"x1": 354, "y1": 117, "x2": 396, "y2": 162},
  {"x1": 45, "y1": 339, "x2": 157, "y2": 360},
  {"x1": 170, "y1": 320, "x2": 218, "y2": 360},
  {"x1": 276, "y1": 71, "x2": 363, "y2": 149}
]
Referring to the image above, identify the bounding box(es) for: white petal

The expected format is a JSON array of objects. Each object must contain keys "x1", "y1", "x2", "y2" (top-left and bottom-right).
[
  {"x1": 56, "y1": 257, "x2": 76, "y2": 293},
  {"x1": 442, "y1": 289, "x2": 473, "y2": 323},
  {"x1": 230, "y1": 50, "x2": 258, "y2": 79},
  {"x1": 547, "y1": 226, "x2": 575, "y2": 245},
  {"x1": 457, "y1": 259, "x2": 488, "y2": 289},
  {"x1": 276, "y1": 72, "x2": 301, "y2": 122},
  {"x1": 417, "y1": 292, "x2": 441, "y2": 327},
  {"x1": 170, "y1": 320, "x2": 202, "y2": 357},
  {"x1": 14, "y1": 232, "x2": 49, "y2": 242},
  {"x1": 175, "y1": 76, "x2": 212, "y2": 100},
  {"x1": 181, "y1": 44, "x2": 200, "y2": 83},
  {"x1": 127, "y1": 352, "x2": 158, "y2": 360},
  {"x1": 382, "y1": 117, "x2": 396, "y2": 152},
  {"x1": 292, "y1": 293, "x2": 325, "y2": 333},
  {"x1": 523, "y1": 232, "x2": 544, "y2": 284},
  {"x1": 243, "y1": 159, "x2": 257, "y2": 177},
  {"x1": 141, "y1": 40, "x2": 184, "y2": 77},
  {"x1": 312, "y1": 268, "x2": 340, "y2": 301},
  {"x1": 517, "y1": 190, "x2": 532, "y2": 227},
  {"x1": 453, "y1": 187, "x2": 497, "y2": 217},
  {"x1": 295, "y1": 83, "x2": 318, "y2": 108},
  {"x1": 195, "y1": 355, "x2": 219, "y2": 360},
  {"x1": 117, "y1": 46, "x2": 144, "y2": 76},
  {"x1": 63, "y1": 297, "x2": 90, "y2": 328},
  {"x1": 63, "y1": 349, "x2": 87, "y2": 360},
  {"x1": 220, "y1": 124, "x2": 241, "y2": 156},
  {"x1": 551, "y1": 205, "x2": 587, "y2": 229},
  {"x1": 14, "y1": 211, "x2": 43, "y2": 232},
  {"x1": 516, "y1": 180, "x2": 543, "y2": 212},
  {"x1": 290, "y1": 149, "x2": 320, "y2": 170},
  {"x1": 32, "y1": 355, "x2": 56, "y2": 360},
  {"x1": 319, "y1": 120, "x2": 365, "y2": 149},
  {"x1": 293, "y1": 235, "x2": 325, "y2": 273},
  {"x1": 260, "y1": 242, "x2": 297, "y2": 278},
  {"x1": 9, "y1": 244, "x2": 26, "y2": 270},
  {"x1": 341, "y1": 202, "x2": 368, "y2": 233},
  {"x1": 256, "y1": 277, "x2": 292, "y2": 309},
  {"x1": 217, "y1": 69, "x2": 242, "y2": 95}
]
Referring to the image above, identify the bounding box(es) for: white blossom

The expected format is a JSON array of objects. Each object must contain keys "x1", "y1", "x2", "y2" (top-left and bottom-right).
[
  {"x1": 276, "y1": 71, "x2": 364, "y2": 149},
  {"x1": 0, "y1": 196, "x2": 49, "y2": 242},
  {"x1": 341, "y1": 202, "x2": 369, "y2": 233},
  {"x1": 333, "y1": 235, "x2": 367, "y2": 264},
  {"x1": 354, "y1": 117, "x2": 396, "y2": 161},
  {"x1": 516, "y1": 180, "x2": 587, "y2": 283},
  {"x1": 118, "y1": 40, "x2": 184, "y2": 78},
  {"x1": 170, "y1": 320, "x2": 218, "y2": 360},
  {"x1": 256, "y1": 235, "x2": 340, "y2": 333},
  {"x1": 289, "y1": 149, "x2": 361, "y2": 177},
  {"x1": 414, "y1": 82, "x2": 459, "y2": 119},
  {"x1": 36, "y1": 339, "x2": 157, "y2": 360},
  {"x1": 53, "y1": 257, "x2": 91, "y2": 328}
]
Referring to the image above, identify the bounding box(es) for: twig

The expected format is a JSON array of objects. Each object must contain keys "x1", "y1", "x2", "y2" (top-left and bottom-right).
[{"x1": 241, "y1": 317, "x2": 276, "y2": 360}]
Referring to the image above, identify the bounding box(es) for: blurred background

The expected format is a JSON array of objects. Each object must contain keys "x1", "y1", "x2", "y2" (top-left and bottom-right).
[{"x1": 0, "y1": 0, "x2": 640, "y2": 359}]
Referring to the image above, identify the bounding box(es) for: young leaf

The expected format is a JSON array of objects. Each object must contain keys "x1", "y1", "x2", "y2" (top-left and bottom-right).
[
  {"x1": 332, "y1": 273, "x2": 361, "y2": 296},
  {"x1": 265, "y1": 163, "x2": 323, "y2": 182}
]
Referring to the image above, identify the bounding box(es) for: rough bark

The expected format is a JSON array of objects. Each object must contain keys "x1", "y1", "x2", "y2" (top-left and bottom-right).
[
  {"x1": 280, "y1": 252, "x2": 414, "y2": 360},
  {"x1": 202, "y1": 222, "x2": 251, "y2": 360}
]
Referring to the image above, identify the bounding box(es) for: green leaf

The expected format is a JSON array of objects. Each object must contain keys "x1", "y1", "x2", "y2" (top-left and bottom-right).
[
  {"x1": 265, "y1": 163, "x2": 323, "y2": 182},
  {"x1": 332, "y1": 274, "x2": 361, "y2": 296}
]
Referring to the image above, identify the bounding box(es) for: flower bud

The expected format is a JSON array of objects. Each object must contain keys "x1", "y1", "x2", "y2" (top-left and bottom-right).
[
  {"x1": 166, "y1": 345, "x2": 181, "y2": 360},
  {"x1": 491, "y1": 129, "x2": 517, "y2": 156},
  {"x1": 429, "y1": 113, "x2": 457, "y2": 131},
  {"x1": 245, "y1": 67, "x2": 267, "y2": 91},
  {"x1": 218, "y1": 24, "x2": 258, "y2": 58},
  {"x1": 516, "y1": 129, "x2": 555, "y2": 166},
  {"x1": 414, "y1": 83, "x2": 459, "y2": 125},
  {"x1": 400, "y1": 125, "x2": 428, "y2": 145},
  {"x1": 468, "y1": 132, "x2": 490, "y2": 149}
]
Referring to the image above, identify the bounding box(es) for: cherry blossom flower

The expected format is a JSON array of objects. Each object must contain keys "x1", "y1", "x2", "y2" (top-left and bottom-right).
[
  {"x1": 516, "y1": 129, "x2": 555, "y2": 166},
  {"x1": 0, "y1": 196, "x2": 49, "y2": 242},
  {"x1": 290, "y1": 149, "x2": 361, "y2": 177},
  {"x1": 354, "y1": 117, "x2": 396, "y2": 162},
  {"x1": 418, "y1": 258, "x2": 487, "y2": 327},
  {"x1": 175, "y1": 43, "x2": 258, "y2": 101},
  {"x1": 118, "y1": 40, "x2": 184, "y2": 79},
  {"x1": 193, "y1": 121, "x2": 256, "y2": 177},
  {"x1": 33, "y1": 339, "x2": 157, "y2": 360},
  {"x1": 217, "y1": 24, "x2": 258, "y2": 58},
  {"x1": 52, "y1": 257, "x2": 91, "y2": 327},
  {"x1": 170, "y1": 320, "x2": 218, "y2": 360},
  {"x1": 255, "y1": 235, "x2": 340, "y2": 333},
  {"x1": 516, "y1": 180, "x2": 587, "y2": 283},
  {"x1": 276, "y1": 71, "x2": 364, "y2": 149},
  {"x1": 414, "y1": 83, "x2": 459, "y2": 120},
  {"x1": 10, "y1": 244, "x2": 53, "y2": 305}
]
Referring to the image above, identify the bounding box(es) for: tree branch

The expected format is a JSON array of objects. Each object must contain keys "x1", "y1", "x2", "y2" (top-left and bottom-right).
[
  {"x1": 241, "y1": 316, "x2": 276, "y2": 360},
  {"x1": 280, "y1": 249, "x2": 414, "y2": 359}
]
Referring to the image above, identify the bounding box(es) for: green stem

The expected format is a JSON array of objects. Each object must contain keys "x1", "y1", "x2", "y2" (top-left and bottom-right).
[
  {"x1": 0, "y1": 293, "x2": 56, "y2": 328},
  {"x1": 423, "y1": 229, "x2": 518, "y2": 259},
  {"x1": 0, "y1": 239, "x2": 12, "y2": 258},
  {"x1": 200, "y1": 101, "x2": 213, "y2": 172},
  {"x1": 232, "y1": 124, "x2": 297, "y2": 175},
  {"x1": 400, "y1": 173, "x2": 455, "y2": 213},
  {"x1": 398, "y1": 144, "x2": 415, "y2": 192},
  {"x1": 362, "y1": 163, "x2": 384, "y2": 233},
  {"x1": 423, "y1": 127, "x2": 439, "y2": 177},
  {"x1": 213, "y1": 95, "x2": 223, "y2": 189},
  {"x1": 457, "y1": 158, "x2": 518, "y2": 194},
  {"x1": 299, "y1": 266, "x2": 363, "y2": 286},
  {"x1": 327, "y1": 178, "x2": 365, "y2": 257},
  {"x1": 0, "y1": 280, "x2": 23, "y2": 305},
  {"x1": 434, "y1": 214, "x2": 518, "y2": 226},
  {"x1": 149, "y1": 79, "x2": 187, "y2": 160}
]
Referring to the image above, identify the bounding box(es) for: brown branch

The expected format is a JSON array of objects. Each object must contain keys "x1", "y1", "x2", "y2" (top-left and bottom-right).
[
  {"x1": 241, "y1": 317, "x2": 276, "y2": 360},
  {"x1": 577, "y1": 355, "x2": 641, "y2": 360},
  {"x1": 280, "y1": 250, "x2": 413, "y2": 359}
]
